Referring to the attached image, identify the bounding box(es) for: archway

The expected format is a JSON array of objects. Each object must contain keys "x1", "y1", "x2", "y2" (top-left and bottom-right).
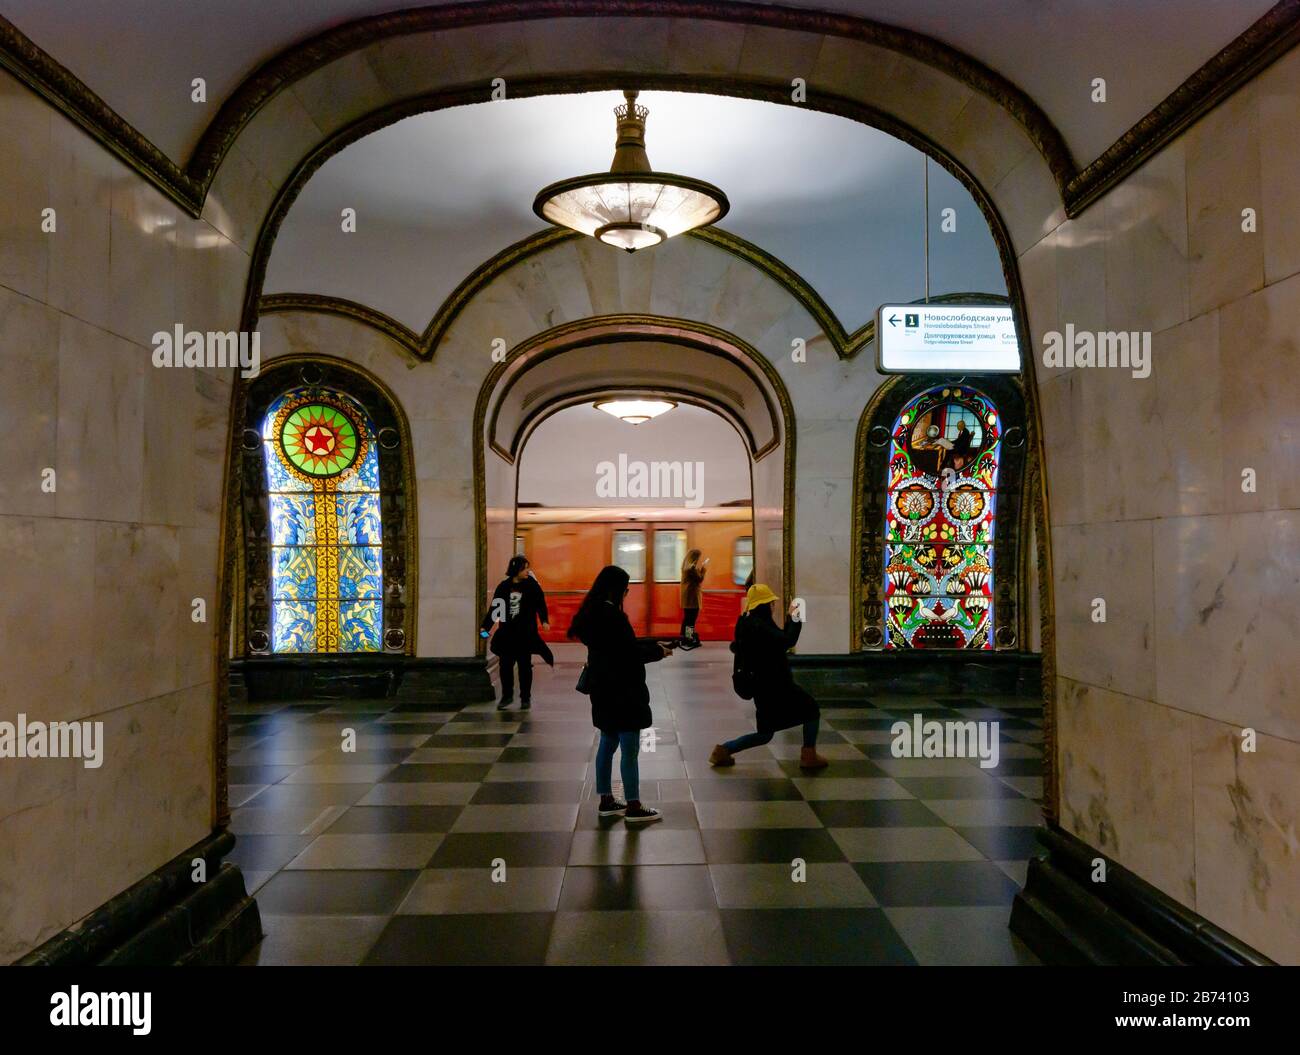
[{"x1": 472, "y1": 314, "x2": 797, "y2": 660}]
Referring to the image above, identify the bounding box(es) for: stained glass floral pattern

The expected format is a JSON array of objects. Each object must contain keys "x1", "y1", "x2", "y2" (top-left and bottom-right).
[
  {"x1": 883, "y1": 386, "x2": 1000, "y2": 649},
  {"x1": 264, "y1": 387, "x2": 383, "y2": 652}
]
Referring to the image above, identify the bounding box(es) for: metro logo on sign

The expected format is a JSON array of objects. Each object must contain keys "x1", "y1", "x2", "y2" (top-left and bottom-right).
[{"x1": 876, "y1": 303, "x2": 1020, "y2": 374}]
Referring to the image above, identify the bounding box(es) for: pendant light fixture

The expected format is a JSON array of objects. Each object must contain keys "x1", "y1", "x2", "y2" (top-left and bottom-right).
[
  {"x1": 533, "y1": 90, "x2": 729, "y2": 252},
  {"x1": 594, "y1": 398, "x2": 677, "y2": 425}
]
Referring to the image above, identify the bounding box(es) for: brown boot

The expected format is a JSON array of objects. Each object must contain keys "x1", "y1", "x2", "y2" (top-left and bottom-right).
[
  {"x1": 799, "y1": 746, "x2": 829, "y2": 770},
  {"x1": 708, "y1": 744, "x2": 735, "y2": 767}
]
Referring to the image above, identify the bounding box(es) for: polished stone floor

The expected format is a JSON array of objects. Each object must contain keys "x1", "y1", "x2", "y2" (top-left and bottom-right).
[{"x1": 232, "y1": 643, "x2": 1043, "y2": 965}]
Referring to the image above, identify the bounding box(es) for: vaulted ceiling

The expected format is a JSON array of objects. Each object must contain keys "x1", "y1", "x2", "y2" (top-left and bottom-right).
[
  {"x1": 3, "y1": 0, "x2": 1274, "y2": 169},
  {"x1": 263, "y1": 90, "x2": 1006, "y2": 332}
]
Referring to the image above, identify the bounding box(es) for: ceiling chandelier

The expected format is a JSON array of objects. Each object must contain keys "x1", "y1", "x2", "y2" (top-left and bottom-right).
[
  {"x1": 534, "y1": 90, "x2": 729, "y2": 252},
  {"x1": 594, "y1": 399, "x2": 677, "y2": 425}
]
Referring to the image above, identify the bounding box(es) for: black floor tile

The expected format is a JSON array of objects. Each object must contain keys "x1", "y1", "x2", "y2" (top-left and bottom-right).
[
  {"x1": 701, "y1": 828, "x2": 848, "y2": 864},
  {"x1": 688, "y1": 778, "x2": 803, "y2": 802},
  {"x1": 954, "y1": 825, "x2": 1044, "y2": 861},
  {"x1": 382, "y1": 763, "x2": 492, "y2": 783},
  {"x1": 324, "y1": 805, "x2": 465, "y2": 834},
  {"x1": 429, "y1": 832, "x2": 575, "y2": 868},
  {"x1": 226, "y1": 834, "x2": 314, "y2": 872},
  {"x1": 824, "y1": 717, "x2": 901, "y2": 731},
  {"x1": 243, "y1": 783, "x2": 374, "y2": 808},
  {"x1": 892, "y1": 776, "x2": 1025, "y2": 799},
  {"x1": 429, "y1": 733, "x2": 515, "y2": 748},
  {"x1": 984, "y1": 758, "x2": 1043, "y2": 776},
  {"x1": 313, "y1": 748, "x2": 418, "y2": 765},
  {"x1": 471, "y1": 781, "x2": 585, "y2": 804},
  {"x1": 776, "y1": 759, "x2": 887, "y2": 779},
  {"x1": 373, "y1": 722, "x2": 446, "y2": 735},
  {"x1": 720, "y1": 908, "x2": 916, "y2": 966},
  {"x1": 809, "y1": 799, "x2": 946, "y2": 827},
  {"x1": 558, "y1": 865, "x2": 717, "y2": 910},
  {"x1": 499, "y1": 746, "x2": 595, "y2": 763},
  {"x1": 364, "y1": 913, "x2": 554, "y2": 965},
  {"x1": 853, "y1": 861, "x2": 1022, "y2": 906},
  {"x1": 228, "y1": 765, "x2": 297, "y2": 785},
  {"x1": 254, "y1": 870, "x2": 420, "y2": 915}
]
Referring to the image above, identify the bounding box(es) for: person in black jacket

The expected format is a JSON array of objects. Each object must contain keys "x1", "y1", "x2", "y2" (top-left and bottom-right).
[
  {"x1": 569, "y1": 565, "x2": 673, "y2": 824},
  {"x1": 709, "y1": 584, "x2": 828, "y2": 770},
  {"x1": 480, "y1": 555, "x2": 553, "y2": 711}
]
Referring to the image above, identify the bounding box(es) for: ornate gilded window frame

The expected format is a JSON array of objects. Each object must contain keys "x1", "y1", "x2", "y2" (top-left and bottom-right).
[
  {"x1": 236, "y1": 356, "x2": 417, "y2": 657},
  {"x1": 853, "y1": 373, "x2": 1030, "y2": 653}
]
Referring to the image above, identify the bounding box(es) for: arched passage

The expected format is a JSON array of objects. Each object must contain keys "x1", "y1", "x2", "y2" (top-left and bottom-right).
[{"x1": 473, "y1": 314, "x2": 797, "y2": 657}]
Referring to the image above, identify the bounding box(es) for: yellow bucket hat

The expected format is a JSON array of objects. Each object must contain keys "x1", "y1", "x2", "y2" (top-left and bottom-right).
[{"x1": 744, "y1": 584, "x2": 778, "y2": 612}]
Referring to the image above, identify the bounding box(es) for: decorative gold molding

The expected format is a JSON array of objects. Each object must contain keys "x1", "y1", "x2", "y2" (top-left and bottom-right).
[
  {"x1": 486, "y1": 333, "x2": 783, "y2": 461},
  {"x1": 472, "y1": 313, "x2": 798, "y2": 658},
  {"x1": 258, "y1": 294, "x2": 424, "y2": 361},
  {"x1": 1064, "y1": 0, "x2": 1300, "y2": 217},
  {"x1": 259, "y1": 231, "x2": 1009, "y2": 367},
  {"x1": 0, "y1": 13, "x2": 205, "y2": 214}
]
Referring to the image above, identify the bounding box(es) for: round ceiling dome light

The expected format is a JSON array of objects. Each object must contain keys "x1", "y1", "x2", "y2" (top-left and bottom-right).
[
  {"x1": 534, "y1": 90, "x2": 729, "y2": 253},
  {"x1": 594, "y1": 399, "x2": 677, "y2": 425}
]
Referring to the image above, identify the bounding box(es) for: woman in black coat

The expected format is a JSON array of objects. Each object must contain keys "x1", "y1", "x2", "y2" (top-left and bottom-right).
[
  {"x1": 480, "y1": 555, "x2": 553, "y2": 710},
  {"x1": 709, "y1": 584, "x2": 828, "y2": 770},
  {"x1": 569, "y1": 565, "x2": 673, "y2": 824}
]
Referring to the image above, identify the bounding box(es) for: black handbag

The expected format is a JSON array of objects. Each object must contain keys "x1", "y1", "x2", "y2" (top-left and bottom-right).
[{"x1": 575, "y1": 664, "x2": 592, "y2": 695}]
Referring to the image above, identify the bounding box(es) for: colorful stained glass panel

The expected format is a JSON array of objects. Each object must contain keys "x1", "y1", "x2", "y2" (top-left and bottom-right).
[
  {"x1": 336, "y1": 493, "x2": 382, "y2": 544},
  {"x1": 339, "y1": 601, "x2": 382, "y2": 652},
  {"x1": 270, "y1": 493, "x2": 317, "y2": 545},
  {"x1": 263, "y1": 385, "x2": 383, "y2": 653},
  {"x1": 337, "y1": 546, "x2": 383, "y2": 599},
  {"x1": 273, "y1": 600, "x2": 316, "y2": 653},
  {"x1": 882, "y1": 386, "x2": 1000, "y2": 650}
]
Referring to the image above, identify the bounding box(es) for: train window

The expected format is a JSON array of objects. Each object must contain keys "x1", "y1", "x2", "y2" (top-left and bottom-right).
[
  {"x1": 612, "y1": 530, "x2": 646, "y2": 582},
  {"x1": 732, "y1": 536, "x2": 754, "y2": 586},
  {"x1": 514, "y1": 535, "x2": 526, "y2": 556},
  {"x1": 653, "y1": 530, "x2": 687, "y2": 583}
]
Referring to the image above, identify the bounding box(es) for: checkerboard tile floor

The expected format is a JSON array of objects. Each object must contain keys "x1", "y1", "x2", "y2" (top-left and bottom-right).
[{"x1": 233, "y1": 643, "x2": 1043, "y2": 966}]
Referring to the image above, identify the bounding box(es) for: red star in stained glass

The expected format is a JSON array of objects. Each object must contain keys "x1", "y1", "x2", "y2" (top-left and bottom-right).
[{"x1": 304, "y1": 425, "x2": 336, "y2": 455}]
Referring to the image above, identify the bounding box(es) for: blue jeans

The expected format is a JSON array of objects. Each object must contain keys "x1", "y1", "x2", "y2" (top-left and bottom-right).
[
  {"x1": 595, "y1": 730, "x2": 641, "y2": 802},
  {"x1": 723, "y1": 717, "x2": 820, "y2": 753}
]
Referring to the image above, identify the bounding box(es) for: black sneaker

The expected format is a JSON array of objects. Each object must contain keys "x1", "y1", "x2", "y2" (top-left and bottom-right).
[
  {"x1": 597, "y1": 796, "x2": 627, "y2": 817},
  {"x1": 520, "y1": 699, "x2": 531, "y2": 710},
  {"x1": 496, "y1": 697, "x2": 513, "y2": 711},
  {"x1": 623, "y1": 804, "x2": 663, "y2": 825}
]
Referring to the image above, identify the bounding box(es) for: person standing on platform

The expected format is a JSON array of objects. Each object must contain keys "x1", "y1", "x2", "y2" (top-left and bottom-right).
[
  {"x1": 710, "y1": 584, "x2": 828, "y2": 770},
  {"x1": 678, "y1": 549, "x2": 708, "y2": 650},
  {"x1": 569, "y1": 565, "x2": 674, "y2": 824},
  {"x1": 480, "y1": 555, "x2": 553, "y2": 711}
]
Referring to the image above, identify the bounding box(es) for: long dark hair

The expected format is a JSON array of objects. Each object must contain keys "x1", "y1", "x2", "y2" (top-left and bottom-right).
[
  {"x1": 506, "y1": 554, "x2": 529, "y2": 579},
  {"x1": 568, "y1": 565, "x2": 630, "y2": 639}
]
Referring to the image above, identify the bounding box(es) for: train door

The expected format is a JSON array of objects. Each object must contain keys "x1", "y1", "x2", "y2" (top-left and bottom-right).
[
  {"x1": 611, "y1": 527, "x2": 649, "y2": 635},
  {"x1": 649, "y1": 524, "x2": 688, "y2": 638}
]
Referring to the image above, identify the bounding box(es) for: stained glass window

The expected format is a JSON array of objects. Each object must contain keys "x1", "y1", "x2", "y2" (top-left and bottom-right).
[
  {"x1": 883, "y1": 385, "x2": 1000, "y2": 649},
  {"x1": 263, "y1": 386, "x2": 383, "y2": 653}
]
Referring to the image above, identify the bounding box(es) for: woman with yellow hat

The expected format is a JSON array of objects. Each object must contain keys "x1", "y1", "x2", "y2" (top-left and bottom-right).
[{"x1": 710, "y1": 584, "x2": 828, "y2": 770}]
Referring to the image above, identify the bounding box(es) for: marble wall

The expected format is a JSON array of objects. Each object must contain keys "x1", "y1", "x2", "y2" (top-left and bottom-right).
[
  {"x1": 0, "y1": 68, "x2": 247, "y2": 961},
  {"x1": 1013, "y1": 50, "x2": 1300, "y2": 963}
]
